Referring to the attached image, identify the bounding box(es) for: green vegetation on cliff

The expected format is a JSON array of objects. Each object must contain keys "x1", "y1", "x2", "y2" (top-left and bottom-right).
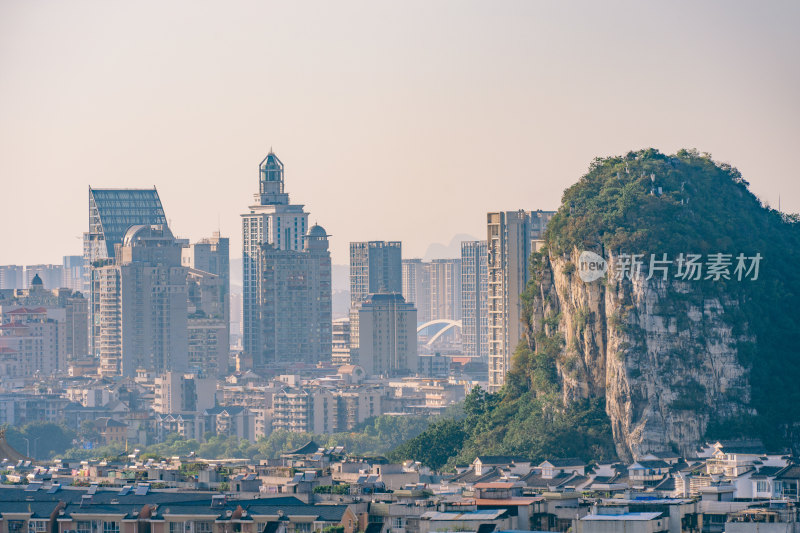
[
  {"x1": 390, "y1": 289, "x2": 618, "y2": 469},
  {"x1": 389, "y1": 149, "x2": 800, "y2": 467},
  {"x1": 545, "y1": 148, "x2": 800, "y2": 449}
]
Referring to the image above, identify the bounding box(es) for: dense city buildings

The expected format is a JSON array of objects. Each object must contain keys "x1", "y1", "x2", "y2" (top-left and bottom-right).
[
  {"x1": 23, "y1": 264, "x2": 63, "y2": 289},
  {"x1": 353, "y1": 292, "x2": 417, "y2": 377},
  {"x1": 349, "y1": 241, "x2": 403, "y2": 363},
  {"x1": 84, "y1": 187, "x2": 168, "y2": 356},
  {"x1": 187, "y1": 268, "x2": 230, "y2": 377},
  {"x1": 461, "y1": 240, "x2": 488, "y2": 360},
  {"x1": 401, "y1": 258, "x2": 429, "y2": 322},
  {"x1": 184, "y1": 233, "x2": 231, "y2": 376},
  {"x1": 0, "y1": 275, "x2": 89, "y2": 374},
  {"x1": 487, "y1": 210, "x2": 555, "y2": 391},
  {"x1": 154, "y1": 371, "x2": 216, "y2": 414},
  {"x1": 94, "y1": 224, "x2": 189, "y2": 377},
  {"x1": 349, "y1": 241, "x2": 402, "y2": 306},
  {"x1": 402, "y1": 258, "x2": 461, "y2": 325},
  {"x1": 241, "y1": 151, "x2": 331, "y2": 368},
  {"x1": 272, "y1": 384, "x2": 383, "y2": 434},
  {"x1": 332, "y1": 317, "x2": 352, "y2": 366},
  {"x1": 182, "y1": 232, "x2": 230, "y2": 285},
  {"x1": 0, "y1": 259, "x2": 84, "y2": 292},
  {"x1": 62, "y1": 255, "x2": 84, "y2": 291},
  {"x1": 0, "y1": 266, "x2": 23, "y2": 290},
  {"x1": 256, "y1": 225, "x2": 332, "y2": 365},
  {"x1": 272, "y1": 387, "x2": 336, "y2": 433},
  {"x1": 0, "y1": 301, "x2": 65, "y2": 377},
  {"x1": 426, "y1": 258, "x2": 462, "y2": 322}
]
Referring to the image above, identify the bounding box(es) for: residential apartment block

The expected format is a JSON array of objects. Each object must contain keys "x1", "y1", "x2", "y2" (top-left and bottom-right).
[
  {"x1": 93, "y1": 224, "x2": 189, "y2": 377},
  {"x1": 461, "y1": 240, "x2": 488, "y2": 360},
  {"x1": 353, "y1": 292, "x2": 417, "y2": 377},
  {"x1": 241, "y1": 151, "x2": 331, "y2": 368},
  {"x1": 487, "y1": 210, "x2": 555, "y2": 391}
]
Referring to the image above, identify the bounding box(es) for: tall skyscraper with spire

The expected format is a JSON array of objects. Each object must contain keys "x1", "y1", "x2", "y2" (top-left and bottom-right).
[{"x1": 241, "y1": 150, "x2": 331, "y2": 368}]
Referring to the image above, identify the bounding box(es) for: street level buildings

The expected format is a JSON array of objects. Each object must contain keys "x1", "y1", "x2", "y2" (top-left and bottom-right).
[{"x1": 154, "y1": 371, "x2": 216, "y2": 414}]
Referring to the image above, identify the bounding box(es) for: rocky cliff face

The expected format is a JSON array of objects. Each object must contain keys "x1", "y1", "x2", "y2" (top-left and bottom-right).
[{"x1": 529, "y1": 249, "x2": 753, "y2": 461}]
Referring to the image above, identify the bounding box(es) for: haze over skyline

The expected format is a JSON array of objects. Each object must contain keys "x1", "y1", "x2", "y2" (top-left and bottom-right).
[{"x1": 2, "y1": 1, "x2": 799, "y2": 265}]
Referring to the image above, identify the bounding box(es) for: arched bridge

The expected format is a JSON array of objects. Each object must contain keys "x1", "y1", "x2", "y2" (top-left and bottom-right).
[{"x1": 416, "y1": 319, "x2": 462, "y2": 347}]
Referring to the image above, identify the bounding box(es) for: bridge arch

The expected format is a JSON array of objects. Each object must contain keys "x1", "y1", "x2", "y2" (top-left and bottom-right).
[{"x1": 416, "y1": 319, "x2": 462, "y2": 347}]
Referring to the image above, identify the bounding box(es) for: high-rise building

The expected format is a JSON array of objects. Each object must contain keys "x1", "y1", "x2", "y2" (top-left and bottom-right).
[
  {"x1": 487, "y1": 210, "x2": 555, "y2": 391},
  {"x1": 229, "y1": 291, "x2": 243, "y2": 349},
  {"x1": 427, "y1": 258, "x2": 462, "y2": 322},
  {"x1": 461, "y1": 240, "x2": 488, "y2": 360},
  {"x1": 402, "y1": 259, "x2": 429, "y2": 323},
  {"x1": 183, "y1": 233, "x2": 231, "y2": 377},
  {"x1": 62, "y1": 256, "x2": 85, "y2": 292},
  {"x1": 182, "y1": 232, "x2": 230, "y2": 285},
  {"x1": 354, "y1": 292, "x2": 417, "y2": 377},
  {"x1": 349, "y1": 241, "x2": 402, "y2": 307},
  {"x1": 332, "y1": 317, "x2": 351, "y2": 366},
  {"x1": 94, "y1": 224, "x2": 189, "y2": 377},
  {"x1": 241, "y1": 151, "x2": 331, "y2": 368},
  {"x1": 187, "y1": 269, "x2": 229, "y2": 377},
  {"x1": 0, "y1": 266, "x2": 24, "y2": 290},
  {"x1": 350, "y1": 241, "x2": 403, "y2": 357},
  {"x1": 255, "y1": 225, "x2": 332, "y2": 366},
  {"x1": 402, "y1": 258, "x2": 461, "y2": 324},
  {"x1": 84, "y1": 187, "x2": 168, "y2": 355}
]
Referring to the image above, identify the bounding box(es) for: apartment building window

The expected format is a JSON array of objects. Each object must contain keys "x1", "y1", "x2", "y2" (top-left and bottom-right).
[
  {"x1": 103, "y1": 522, "x2": 120, "y2": 533},
  {"x1": 293, "y1": 524, "x2": 311, "y2": 533},
  {"x1": 195, "y1": 522, "x2": 213, "y2": 533},
  {"x1": 169, "y1": 523, "x2": 185, "y2": 533},
  {"x1": 28, "y1": 520, "x2": 48, "y2": 533}
]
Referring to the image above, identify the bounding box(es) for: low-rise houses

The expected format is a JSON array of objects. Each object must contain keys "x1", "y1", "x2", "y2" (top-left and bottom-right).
[
  {"x1": 0, "y1": 431, "x2": 799, "y2": 533},
  {"x1": 0, "y1": 487, "x2": 359, "y2": 533}
]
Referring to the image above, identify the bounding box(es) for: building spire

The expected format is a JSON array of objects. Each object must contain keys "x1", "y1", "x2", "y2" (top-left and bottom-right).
[{"x1": 256, "y1": 149, "x2": 289, "y2": 206}]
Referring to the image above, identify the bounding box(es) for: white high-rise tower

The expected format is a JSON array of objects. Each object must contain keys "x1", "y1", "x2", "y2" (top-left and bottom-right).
[{"x1": 241, "y1": 151, "x2": 313, "y2": 365}]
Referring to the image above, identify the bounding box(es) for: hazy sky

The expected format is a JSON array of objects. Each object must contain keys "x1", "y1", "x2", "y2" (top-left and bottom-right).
[{"x1": 2, "y1": 1, "x2": 798, "y2": 265}]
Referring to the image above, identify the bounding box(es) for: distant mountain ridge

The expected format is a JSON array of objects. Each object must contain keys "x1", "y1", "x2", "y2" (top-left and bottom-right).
[{"x1": 422, "y1": 234, "x2": 480, "y2": 261}]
